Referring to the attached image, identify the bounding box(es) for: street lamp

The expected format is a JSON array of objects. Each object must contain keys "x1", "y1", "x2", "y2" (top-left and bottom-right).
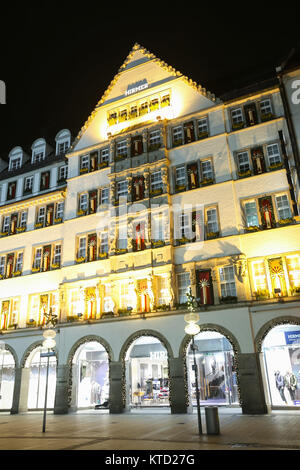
[
  {"x1": 184, "y1": 288, "x2": 202, "y2": 435},
  {"x1": 41, "y1": 328, "x2": 56, "y2": 433}
]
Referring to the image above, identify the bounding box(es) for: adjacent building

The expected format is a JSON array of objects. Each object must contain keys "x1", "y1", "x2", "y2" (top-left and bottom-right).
[{"x1": 1, "y1": 44, "x2": 300, "y2": 416}]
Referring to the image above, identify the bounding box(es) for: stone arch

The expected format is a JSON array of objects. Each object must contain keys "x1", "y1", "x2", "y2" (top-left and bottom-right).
[
  {"x1": 0, "y1": 342, "x2": 18, "y2": 368},
  {"x1": 118, "y1": 329, "x2": 174, "y2": 363},
  {"x1": 255, "y1": 315, "x2": 300, "y2": 353},
  {"x1": 179, "y1": 323, "x2": 242, "y2": 408},
  {"x1": 66, "y1": 335, "x2": 113, "y2": 408},
  {"x1": 20, "y1": 340, "x2": 59, "y2": 368},
  {"x1": 119, "y1": 329, "x2": 174, "y2": 409}
]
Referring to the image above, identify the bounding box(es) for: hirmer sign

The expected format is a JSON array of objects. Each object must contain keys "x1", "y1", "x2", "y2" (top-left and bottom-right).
[
  {"x1": 125, "y1": 79, "x2": 148, "y2": 96},
  {"x1": 0, "y1": 80, "x2": 6, "y2": 104}
]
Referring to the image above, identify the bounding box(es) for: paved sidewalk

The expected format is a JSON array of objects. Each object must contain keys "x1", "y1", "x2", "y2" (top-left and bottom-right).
[{"x1": 0, "y1": 408, "x2": 299, "y2": 451}]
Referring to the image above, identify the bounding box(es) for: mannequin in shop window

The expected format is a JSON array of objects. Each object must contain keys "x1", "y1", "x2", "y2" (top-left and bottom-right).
[
  {"x1": 284, "y1": 371, "x2": 297, "y2": 401},
  {"x1": 275, "y1": 371, "x2": 287, "y2": 404}
]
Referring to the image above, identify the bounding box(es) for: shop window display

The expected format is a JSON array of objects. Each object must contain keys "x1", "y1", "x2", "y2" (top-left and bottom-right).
[
  {"x1": 26, "y1": 347, "x2": 57, "y2": 409},
  {"x1": 125, "y1": 336, "x2": 170, "y2": 408},
  {"x1": 187, "y1": 331, "x2": 238, "y2": 406},
  {"x1": 262, "y1": 324, "x2": 300, "y2": 407},
  {"x1": 0, "y1": 349, "x2": 15, "y2": 410},
  {"x1": 73, "y1": 341, "x2": 109, "y2": 409}
]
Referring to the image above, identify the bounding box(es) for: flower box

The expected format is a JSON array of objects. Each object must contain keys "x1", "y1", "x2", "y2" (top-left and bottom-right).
[
  {"x1": 261, "y1": 112, "x2": 274, "y2": 122},
  {"x1": 202, "y1": 178, "x2": 214, "y2": 186},
  {"x1": 173, "y1": 139, "x2": 183, "y2": 147},
  {"x1": 101, "y1": 312, "x2": 114, "y2": 319},
  {"x1": 12, "y1": 270, "x2": 22, "y2": 277},
  {"x1": 16, "y1": 226, "x2": 26, "y2": 233},
  {"x1": 220, "y1": 296, "x2": 238, "y2": 304},
  {"x1": 32, "y1": 267, "x2": 41, "y2": 273},
  {"x1": 115, "y1": 154, "x2": 127, "y2": 162},
  {"x1": 98, "y1": 161, "x2": 109, "y2": 169},
  {"x1": 177, "y1": 236, "x2": 192, "y2": 245},
  {"x1": 150, "y1": 188, "x2": 163, "y2": 197},
  {"x1": 245, "y1": 225, "x2": 260, "y2": 233},
  {"x1": 277, "y1": 218, "x2": 294, "y2": 226},
  {"x1": 269, "y1": 162, "x2": 284, "y2": 171},
  {"x1": 254, "y1": 289, "x2": 270, "y2": 300},
  {"x1": 115, "y1": 248, "x2": 127, "y2": 255},
  {"x1": 232, "y1": 121, "x2": 245, "y2": 131},
  {"x1": 198, "y1": 131, "x2": 209, "y2": 140},
  {"x1": 0, "y1": 231, "x2": 9, "y2": 237},
  {"x1": 148, "y1": 143, "x2": 161, "y2": 152},
  {"x1": 206, "y1": 231, "x2": 219, "y2": 240},
  {"x1": 51, "y1": 263, "x2": 60, "y2": 270},
  {"x1": 77, "y1": 209, "x2": 87, "y2": 217},
  {"x1": 76, "y1": 257, "x2": 86, "y2": 264},
  {"x1": 238, "y1": 170, "x2": 252, "y2": 178},
  {"x1": 99, "y1": 252, "x2": 108, "y2": 259},
  {"x1": 79, "y1": 167, "x2": 89, "y2": 174},
  {"x1": 152, "y1": 240, "x2": 165, "y2": 248},
  {"x1": 34, "y1": 222, "x2": 44, "y2": 229},
  {"x1": 54, "y1": 217, "x2": 62, "y2": 224},
  {"x1": 175, "y1": 184, "x2": 186, "y2": 193}
]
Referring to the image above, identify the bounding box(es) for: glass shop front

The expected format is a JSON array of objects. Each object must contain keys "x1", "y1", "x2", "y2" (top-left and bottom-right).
[
  {"x1": 126, "y1": 336, "x2": 170, "y2": 407},
  {"x1": 26, "y1": 346, "x2": 57, "y2": 409},
  {"x1": 0, "y1": 349, "x2": 15, "y2": 410},
  {"x1": 262, "y1": 324, "x2": 300, "y2": 407},
  {"x1": 187, "y1": 331, "x2": 239, "y2": 406}
]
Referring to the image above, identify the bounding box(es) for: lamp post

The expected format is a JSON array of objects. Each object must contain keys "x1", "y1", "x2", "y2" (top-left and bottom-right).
[
  {"x1": 184, "y1": 288, "x2": 202, "y2": 435},
  {"x1": 41, "y1": 325, "x2": 57, "y2": 433}
]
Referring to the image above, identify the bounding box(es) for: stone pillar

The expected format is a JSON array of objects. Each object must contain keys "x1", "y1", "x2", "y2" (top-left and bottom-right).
[
  {"x1": 109, "y1": 361, "x2": 124, "y2": 414},
  {"x1": 169, "y1": 358, "x2": 188, "y2": 414},
  {"x1": 54, "y1": 364, "x2": 70, "y2": 414},
  {"x1": 10, "y1": 367, "x2": 22, "y2": 414},
  {"x1": 237, "y1": 352, "x2": 268, "y2": 414},
  {"x1": 18, "y1": 368, "x2": 30, "y2": 412}
]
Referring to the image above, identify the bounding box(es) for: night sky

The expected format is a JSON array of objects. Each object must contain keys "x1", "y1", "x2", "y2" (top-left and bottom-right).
[{"x1": 0, "y1": 5, "x2": 299, "y2": 158}]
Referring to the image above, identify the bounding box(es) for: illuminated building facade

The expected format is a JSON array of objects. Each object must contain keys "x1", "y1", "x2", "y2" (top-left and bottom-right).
[{"x1": 1, "y1": 44, "x2": 300, "y2": 415}]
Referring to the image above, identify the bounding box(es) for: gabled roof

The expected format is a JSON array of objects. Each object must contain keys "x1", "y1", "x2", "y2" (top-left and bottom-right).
[{"x1": 69, "y1": 43, "x2": 220, "y2": 152}]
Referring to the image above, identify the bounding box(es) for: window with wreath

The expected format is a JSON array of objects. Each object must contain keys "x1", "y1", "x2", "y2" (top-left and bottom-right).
[
  {"x1": 1, "y1": 210, "x2": 27, "y2": 236},
  {"x1": 76, "y1": 233, "x2": 97, "y2": 263},
  {"x1": 0, "y1": 251, "x2": 23, "y2": 280}
]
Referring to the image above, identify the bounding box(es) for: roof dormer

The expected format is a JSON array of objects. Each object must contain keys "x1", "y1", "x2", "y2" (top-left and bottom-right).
[
  {"x1": 31, "y1": 138, "x2": 53, "y2": 164},
  {"x1": 8, "y1": 146, "x2": 30, "y2": 171},
  {"x1": 55, "y1": 129, "x2": 71, "y2": 156}
]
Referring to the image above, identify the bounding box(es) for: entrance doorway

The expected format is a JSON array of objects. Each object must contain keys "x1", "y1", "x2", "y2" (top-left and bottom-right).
[
  {"x1": 262, "y1": 323, "x2": 300, "y2": 407},
  {"x1": 125, "y1": 336, "x2": 170, "y2": 408},
  {"x1": 186, "y1": 331, "x2": 239, "y2": 406},
  {"x1": 73, "y1": 341, "x2": 109, "y2": 409},
  {"x1": 0, "y1": 349, "x2": 15, "y2": 410},
  {"x1": 26, "y1": 346, "x2": 57, "y2": 409}
]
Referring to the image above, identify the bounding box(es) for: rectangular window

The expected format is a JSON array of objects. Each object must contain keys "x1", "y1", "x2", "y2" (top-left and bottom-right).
[
  {"x1": 100, "y1": 232, "x2": 109, "y2": 255},
  {"x1": 149, "y1": 130, "x2": 161, "y2": 148},
  {"x1": 9, "y1": 158, "x2": 21, "y2": 170},
  {"x1": 80, "y1": 155, "x2": 89, "y2": 170},
  {"x1": 206, "y1": 208, "x2": 219, "y2": 235},
  {"x1": 58, "y1": 165, "x2": 68, "y2": 181},
  {"x1": 251, "y1": 260, "x2": 268, "y2": 292},
  {"x1": 150, "y1": 171, "x2": 163, "y2": 193},
  {"x1": 267, "y1": 143, "x2": 281, "y2": 166},
  {"x1": 69, "y1": 289, "x2": 81, "y2": 317},
  {"x1": 201, "y1": 160, "x2": 213, "y2": 182},
  {"x1": 116, "y1": 140, "x2": 127, "y2": 157},
  {"x1": 180, "y1": 212, "x2": 192, "y2": 239},
  {"x1": 173, "y1": 126, "x2": 183, "y2": 145},
  {"x1": 237, "y1": 151, "x2": 251, "y2": 174},
  {"x1": 117, "y1": 181, "x2": 128, "y2": 201},
  {"x1": 197, "y1": 117, "x2": 208, "y2": 137},
  {"x1": 157, "y1": 276, "x2": 169, "y2": 305},
  {"x1": 79, "y1": 193, "x2": 88, "y2": 212},
  {"x1": 231, "y1": 108, "x2": 244, "y2": 127},
  {"x1": 55, "y1": 202, "x2": 64, "y2": 220},
  {"x1": 175, "y1": 166, "x2": 186, "y2": 187},
  {"x1": 24, "y1": 176, "x2": 33, "y2": 193},
  {"x1": 15, "y1": 252, "x2": 23, "y2": 272},
  {"x1": 100, "y1": 188, "x2": 109, "y2": 205},
  {"x1": 260, "y1": 99, "x2": 273, "y2": 118},
  {"x1": 286, "y1": 255, "x2": 300, "y2": 289},
  {"x1": 53, "y1": 244, "x2": 61, "y2": 266},
  {"x1": 245, "y1": 201, "x2": 259, "y2": 227},
  {"x1": 33, "y1": 152, "x2": 44, "y2": 163},
  {"x1": 119, "y1": 282, "x2": 129, "y2": 309},
  {"x1": 33, "y1": 248, "x2": 42, "y2": 269},
  {"x1": 37, "y1": 207, "x2": 46, "y2": 225},
  {"x1": 100, "y1": 148, "x2": 109, "y2": 163},
  {"x1": 57, "y1": 141, "x2": 69, "y2": 155},
  {"x1": 219, "y1": 266, "x2": 237, "y2": 298},
  {"x1": 20, "y1": 211, "x2": 27, "y2": 228},
  {"x1": 2, "y1": 216, "x2": 10, "y2": 233},
  {"x1": 177, "y1": 272, "x2": 191, "y2": 304},
  {"x1": 275, "y1": 195, "x2": 291, "y2": 220},
  {"x1": 0, "y1": 256, "x2": 5, "y2": 276},
  {"x1": 117, "y1": 227, "x2": 127, "y2": 251},
  {"x1": 78, "y1": 237, "x2": 86, "y2": 259}
]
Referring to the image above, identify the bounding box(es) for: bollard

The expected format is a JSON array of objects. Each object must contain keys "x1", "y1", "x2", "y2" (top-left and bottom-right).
[{"x1": 205, "y1": 406, "x2": 220, "y2": 435}]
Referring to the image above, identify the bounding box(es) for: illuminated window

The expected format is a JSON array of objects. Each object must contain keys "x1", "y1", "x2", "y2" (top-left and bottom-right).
[
  {"x1": 79, "y1": 193, "x2": 88, "y2": 211},
  {"x1": 251, "y1": 260, "x2": 268, "y2": 291},
  {"x1": 172, "y1": 126, "x2": 183, "y2": 145},
  {"x1": 117, "y1": 180, "x2": 128, "y2": 201},
  {"x1": 80, "y1": 155, "x2": 89, "y2": 170},
  {"x1": 175, "y1": 166, "x2": 185, "y2": 186},
  {"x1": 119, "y1": 281, "x2": 129, "y2": 309},
  {"x1": 150, "y1": 171, "x2": 163, "y2": 192},
  {"x1": 201, "y1": 160, "x2": 213, "y2": 181},
  {"x1": 116, "y1": 140, "x2": 127, "y2": 157},
  {"x1": 69, "y1": 289, "x2": 81, "y2": 316},
  {"x1": 286, "y1": 255, "x2": 300, "y2": 288},
  {"x1": 266, "y1": 143, "x2": 281, "y2": 166},
  {"x1": 100, "y1": 187, "x2": 109, "y2": 205},
  {"x1": 205, "y1": 207, "x2": 219, "y2": 235},
  {"x1": 197, "y1": 117, "x2": 208, "y2": 137},
  {"x1": 78, "y1": 237, "x2": 86, "y2": 259},
  {"x1": 275, "y1": 195, "x2": 291, "y2": 220},
  {"x1": 244, "y1": 201, "x2": 259, "y2": 227},
  {"x1": 157, "y1": 276, "x2": 169, "y2": 305}
]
